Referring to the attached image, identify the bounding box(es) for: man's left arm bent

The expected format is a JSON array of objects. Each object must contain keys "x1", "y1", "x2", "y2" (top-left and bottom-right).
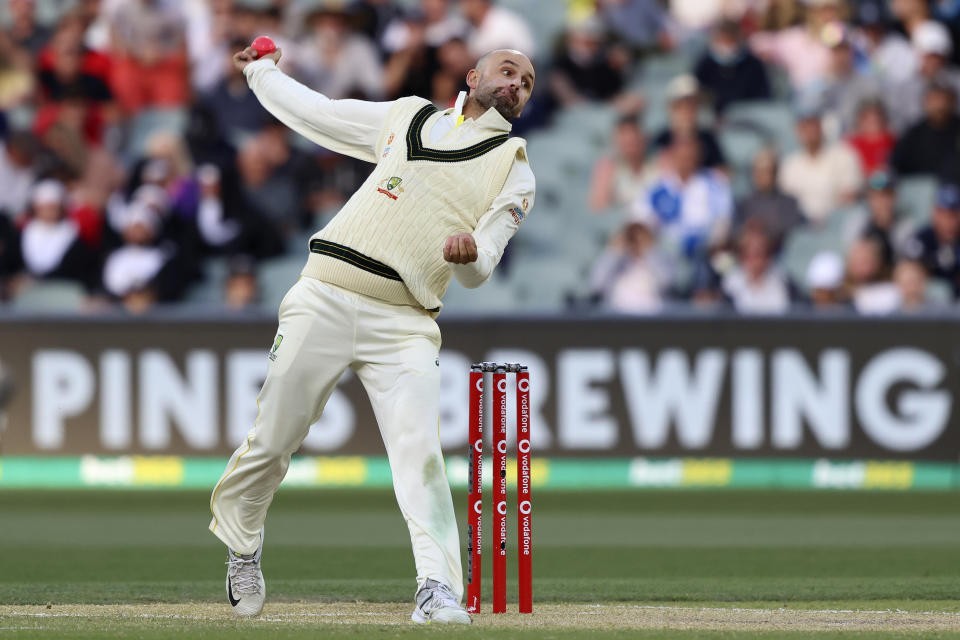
[{"x1": 443, "y1": 158, "x2": 536, "y2": 287}]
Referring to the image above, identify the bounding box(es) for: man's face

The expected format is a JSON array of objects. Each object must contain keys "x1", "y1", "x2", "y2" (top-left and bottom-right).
[{"x1": 468, "y1": 51, "x2": 535, "y2": 120}]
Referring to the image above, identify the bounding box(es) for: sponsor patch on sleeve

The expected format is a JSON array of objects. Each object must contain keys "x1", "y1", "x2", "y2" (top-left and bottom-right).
[{"x1": 509, "y1": 206, "x2": 525, "y2": 224}]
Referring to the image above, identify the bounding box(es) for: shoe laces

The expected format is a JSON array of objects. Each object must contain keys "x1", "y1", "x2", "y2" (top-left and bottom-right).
[
  {"x1": 417, "y1": 579, "x2": 460, "y2": 613},
  {"x1": 226, "y1": 555, "x2": 262, "y2": 595}
]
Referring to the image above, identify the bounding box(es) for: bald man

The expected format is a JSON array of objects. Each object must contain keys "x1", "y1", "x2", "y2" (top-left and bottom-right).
[{"x1": 209, "y1": 48, "x2": 536, "y2": 624}]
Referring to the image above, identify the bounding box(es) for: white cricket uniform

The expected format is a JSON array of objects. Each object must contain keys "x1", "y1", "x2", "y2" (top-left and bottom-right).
[{"x1": 209, "y1": 58, "x2": 535, "y2": 601}]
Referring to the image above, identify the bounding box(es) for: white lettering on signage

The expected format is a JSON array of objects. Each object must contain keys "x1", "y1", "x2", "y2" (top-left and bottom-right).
[
  {"x1": 139, "y1": 350, "x2": 218, "y2": 449},
  {"x1": 33, "y1": 350, "x2": 95, "y2": 449},
  {"x1": 772, "y1": 349, "x2": 849, "y2": 449},
  {"x1": 557, "y1": 349, "x2": 616, "y2": 448},
  {"x1": 620, "y1": 349, "x2": 725, "y2": 449}
]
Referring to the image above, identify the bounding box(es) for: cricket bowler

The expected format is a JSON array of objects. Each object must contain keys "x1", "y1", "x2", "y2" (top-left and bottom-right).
[{"x1": 208, "y1": 43, "x2": 536, "y2": 624}]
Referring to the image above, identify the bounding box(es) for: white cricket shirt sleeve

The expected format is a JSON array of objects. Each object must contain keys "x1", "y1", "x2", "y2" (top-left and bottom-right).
[
  {"x1": 243, "y1": 58, "x2": 394, "y2": 163},
  {"x1": 451, "y1": 156, "x2": 536, "y2": 288}
]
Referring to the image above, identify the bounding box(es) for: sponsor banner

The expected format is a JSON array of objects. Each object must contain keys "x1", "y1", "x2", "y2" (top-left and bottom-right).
[
  {"x1": 0, "y1": 456, "x2": 957, "y2": 490},
  {"x1": 1, "y1": 317, "x2": 960, "y2": 459}
]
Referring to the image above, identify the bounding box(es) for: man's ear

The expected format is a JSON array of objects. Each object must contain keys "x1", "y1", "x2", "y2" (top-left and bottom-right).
[{"x1": 466, "y1": 68, "x2": 479, "y2": 91}]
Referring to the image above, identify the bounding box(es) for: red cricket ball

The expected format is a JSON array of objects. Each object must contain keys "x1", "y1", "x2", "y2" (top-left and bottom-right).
[{"x1": 251, "y1": 36, "x2": 277, "y2": 58}]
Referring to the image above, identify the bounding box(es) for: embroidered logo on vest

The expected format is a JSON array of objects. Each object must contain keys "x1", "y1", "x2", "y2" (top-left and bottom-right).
[
  {"x1": 381, "y1": 133, "x2": 395, "y2": 158},
  {"x1": 377, "y1": 176, "x2": 405, "y2": 200}
]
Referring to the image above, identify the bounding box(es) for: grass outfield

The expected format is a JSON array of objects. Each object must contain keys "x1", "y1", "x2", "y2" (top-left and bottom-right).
[{"x1": 1, "y1": 489, "x2": 958, "y2": 638}]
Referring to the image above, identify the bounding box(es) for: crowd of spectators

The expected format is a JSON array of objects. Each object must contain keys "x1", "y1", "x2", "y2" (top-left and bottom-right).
[
  {"x1": 0, "y1": 0, "x2": 543, "y2": 313},
  {"x1": 587, "y1": 0, "x2": 960, "y2": 315},
  {"x1": 2, "y1": 0, "x2": 960, "y2": 317}
]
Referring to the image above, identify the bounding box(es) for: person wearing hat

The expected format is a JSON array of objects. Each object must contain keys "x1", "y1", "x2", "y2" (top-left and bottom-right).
[
  {"x1": 778, "y1": 103, "x2": 863, "y2": 224},
  {"x1": 805, "y1": 250, "x2": 849, "y2": 309},
  {"x1": 652, "y1": 74, "x2": 726, "y2": 169},
  {"x1": 902, "y1": 182, "x2": 960, "y2": 295},
  {"x1": 18, "y1": 179, "x2": 96, "y2": 290},
  {"x1": 890, "y1": 78, "x2": 960, "y2": 176}
]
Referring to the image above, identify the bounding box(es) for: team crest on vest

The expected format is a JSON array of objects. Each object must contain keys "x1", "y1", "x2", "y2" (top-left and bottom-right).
[{"x1": 377, "y1": 176, "x2": 404, "y2": 200}]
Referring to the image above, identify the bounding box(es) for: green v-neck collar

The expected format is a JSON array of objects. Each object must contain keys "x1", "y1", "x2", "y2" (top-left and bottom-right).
[{"x1": 406, "y1": 104, "x2": 510, "y2": 163}]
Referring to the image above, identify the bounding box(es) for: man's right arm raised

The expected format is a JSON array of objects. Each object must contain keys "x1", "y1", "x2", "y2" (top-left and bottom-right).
[{"x1": 243, "y1": 57, "x2": 393, "y2": 164}]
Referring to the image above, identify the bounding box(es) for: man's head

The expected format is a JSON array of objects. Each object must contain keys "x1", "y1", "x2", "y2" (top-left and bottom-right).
[
  {"x1": 933, "y1": 183, "x2": 960, "y2": 242},
  {"x1": 466, "y1": 49, "x2": 535, "y2": 120},
  {"x1": 924, "y1": 81, "x2": 956, "y2": 125}
]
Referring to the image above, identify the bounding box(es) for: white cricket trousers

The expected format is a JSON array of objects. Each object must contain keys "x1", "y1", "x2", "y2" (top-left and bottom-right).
[{"x1": 209, "y1": 276, "x2": 463, "y2": 600}]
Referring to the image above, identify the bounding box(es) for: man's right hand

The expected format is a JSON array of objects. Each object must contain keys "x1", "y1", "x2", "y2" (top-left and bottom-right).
[{"x1": 233, "y1": 46, "x2": 282, "y2": 73}]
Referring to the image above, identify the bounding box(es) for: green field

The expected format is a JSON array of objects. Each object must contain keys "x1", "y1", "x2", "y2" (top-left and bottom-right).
[{"x1": 1, "y1": 489, "x2": 959, "y2": 638}]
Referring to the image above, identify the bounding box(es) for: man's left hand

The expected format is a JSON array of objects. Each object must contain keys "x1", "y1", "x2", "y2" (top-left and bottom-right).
[{"x1": 443, "y1": 234, "x2": 479, "y2": 264}]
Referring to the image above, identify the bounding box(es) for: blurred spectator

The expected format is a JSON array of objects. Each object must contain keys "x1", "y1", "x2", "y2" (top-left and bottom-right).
[
  {"x1": 751, "y1": 0, "x2": 846, "y2": 91},
  {"x1": 892, "y1": 257, "x2": 934, "y2": 311},
  {"x1": 350, "y1": 0, "x2": 404, "y2": 47},
  {"x1": 931, "y1": 0, "x2": 960, "y2": 67},
  {"x1": 778, "y1": 106, "x2": 863, "y2": 224},
  {"x1": 588, "y1": 114, "x2": 652, "y2": 212},
  {"x1": 106, "y1": 0, "x2": 190, "y2": 114},
  {"x1": 845, "y1": 236, "x2": 900, "y2": 313},
  {"x1": 670, "y1": 0, "x2": 747, "y2": 35},
  {"x1": 196, "y1": 162, "x2": 284, "y2": 260},
  {"x1": 6, "y1": 0, "x2": 50, "y2": 56},
  {"x1": 459, "y1": 0, "x2": 536, "y2": 59},
  {"x1": 845, "y1": 169, "x2": 903, "y2": 271},
  {"x1": 382, "y1": 0, "x2": 467, "y2": 52},
  {"x1": 597, "y1": 0, "x2": 670, "y2": 52},
  {"x1": 199, "y1": 37, "x2": 274, "y2": 145},
  {"x1": 694, "y1": 20, "x2": 770, "y2": 116},
  {"x1": 885, "y1": 20, "x2": 960, "y2": 132},
  {"x1": 890, "y1": 80, "x2": 960, "y2": 177},
  {"x1": 902, "y1": 182, "x2": 960, "y2": 295},
  {"x1": 734, "y1": 148, "x2": 804, "y2": 252},
  {"x1": 102, "y1": 201, "x2": 171, "y2": 309},
  {"x1": 223, "y1": 254, "x2": 260, "y2": 311},
  {"x1": 0, "y1": 28, "x2": 36, "y2": 111},
  {"x1": 549, "y1": 17, "x2": 629, "y2": 107},
  {"x1": 806, "y1": 250, "x2": 848, "y2": 309},
  {"x1": 431, "y1": 36, "x2": 472, "y2": 105},
  {"x1": 810, "y1": 22, "x2": 882, "y2": 134},
  {"x1": 33, "y1": 13, "x2": 115, "y2": 148},
  {"x1": 852, "y1": 0, "x2": 914, "y2": 84},
  {"x1": 588, "y1": 209, "x2": 672, "y2": 313},
  {"x1": 720, "y1": 222, "x2": 797, "y2": 314},
  {"x1": 19, "y1": 179, "x2": 97, "y2": 289},
  {"x1": 846, "y1": 100, "x2": 895, "y2": 175},
  {"x1": 0, "y1": 131, "x2": 37, "y2": 218},
  {"x1": 0, "y1": 212, "x2": 22, "y2": 295},
  {"x1": 293, "y1": 4, "x2": 383, "y2": 100},
  {"x1": 236, "y1": 128, "x2": 305, "y2": 239},
  {"x1": 652, "y1": 75, "x2": 726, "y2": 169},
  {"x1": 632, "y1": 133, "x2": 733, "y2": 259},
  {"x1": 382, "y1": 10, "x2": 440, "y2": 100}
]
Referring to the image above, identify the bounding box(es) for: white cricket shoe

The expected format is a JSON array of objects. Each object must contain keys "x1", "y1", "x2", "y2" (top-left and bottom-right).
[
  {"x1": 225, "y1": 529, "x2": 265, "y2": 617},
  {"x1": 410, "y1": 579, "x2": 471, "y2": 625}
]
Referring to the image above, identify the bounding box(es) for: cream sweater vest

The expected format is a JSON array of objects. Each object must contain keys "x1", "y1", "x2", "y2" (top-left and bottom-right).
[{"x1": 301, "y1": 97, "x2": 526, "y2": 311}]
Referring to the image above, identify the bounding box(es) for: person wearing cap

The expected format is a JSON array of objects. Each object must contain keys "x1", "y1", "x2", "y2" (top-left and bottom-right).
[
  {"x1": 844, "y1": 169, "x2": 909, "y2": 271},
  {"x1": 778, "y1": 103, "x2": 863, "y2": 224},
  {"x1": 902, "y1": 182, "x2": 960, "y2": 295},
  {"x1": 884, "y1": 20, "x2": 960, "y2": 132},
  {"x1": 890, "y1": 78, "x2": 960, "y2": 176},
  {"x1": 18, "y1": 179, "x2": 96, "y2": 291},
  {"x1": 805, "y1": 250, "x2": 849, "y2": 309},
  {"x1": 652, "y1": 74, "x2": 725, "y2": 169},
  {"x1": 694, "y1": 20, "x2": 770, "y2": 116}
]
